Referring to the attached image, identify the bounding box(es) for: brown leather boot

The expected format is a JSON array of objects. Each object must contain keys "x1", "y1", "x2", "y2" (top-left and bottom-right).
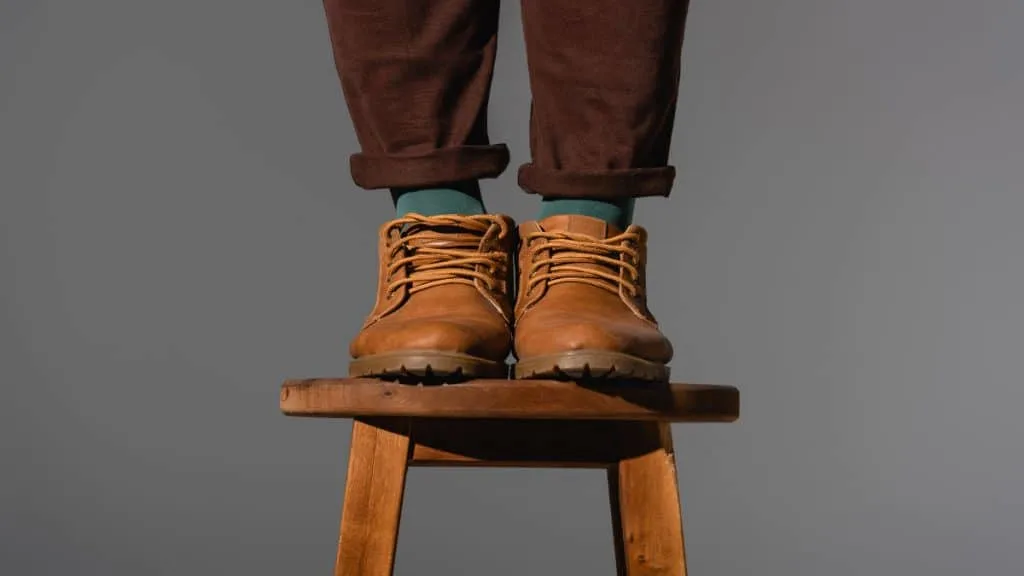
[
  {"x1": 349, "y1": 214, "x2": 515, "y2": 379},
  {"x1": 513, "y1": 214, "x2": 673, "y2": 381}
]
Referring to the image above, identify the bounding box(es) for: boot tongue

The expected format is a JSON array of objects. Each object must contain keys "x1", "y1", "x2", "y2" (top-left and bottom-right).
[
  {"x1": 403, "y1": 223, "x2": 480, "y2": 249},
  {"x1": 535, "y1": 214, "x2": 624, "y2": 282},
  {"x1": 537, "y1": 214, "x2": 622, "y2": 239}
]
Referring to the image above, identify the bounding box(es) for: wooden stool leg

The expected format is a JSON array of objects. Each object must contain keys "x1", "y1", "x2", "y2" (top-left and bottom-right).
[
  {"x1": 335, "y1": 418, "x2": 412, "y2": 576},
  {"x1": 607, "y1": 422, "x2": 687, "y2": 576}
]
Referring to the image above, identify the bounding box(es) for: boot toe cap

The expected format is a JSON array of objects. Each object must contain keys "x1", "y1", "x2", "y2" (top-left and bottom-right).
[
  {"x1": 351, "y1": 317, "x2": 511, "y2": 361},
  {"x1": 515, "y1": 316, "x2": 672, "y2": 363}
]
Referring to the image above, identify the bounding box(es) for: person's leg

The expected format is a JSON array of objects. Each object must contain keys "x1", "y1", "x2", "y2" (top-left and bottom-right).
[
  {"x1": 391, "y1": 181, "x2": 486, "y2": 217},
  {"x1": 323, "y1": 0, "x2": 507, "y2": 216},
  {"x1": 519, "y1": 0, "x2": 688, "y2": 222},
  {"x1": 536, "y1": 196, "x2": 634, "y2": 229},
  {"x1": 513, "y1": 0, "x2": 690, "y2": 381},
  {"x1": 323, "y1": 0, "x2": 515, "y2": 379}
]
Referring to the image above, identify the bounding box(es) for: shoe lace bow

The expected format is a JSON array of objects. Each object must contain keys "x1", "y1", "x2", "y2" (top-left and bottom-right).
[
  {"x1": 384, "y1": 214, "x2": 510, "y2": 297},
  {"x1": 525, "y1": 229, "x2": 642, "y2": 297}
]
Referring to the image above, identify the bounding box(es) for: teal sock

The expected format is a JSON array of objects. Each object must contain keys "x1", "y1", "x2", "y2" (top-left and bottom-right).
[
  {"x1": 538, "y1": 197, "x2": 635, "y2": 229},
  {"x1": 391, "y1": 181, "x2": 486, "y2": 217}
]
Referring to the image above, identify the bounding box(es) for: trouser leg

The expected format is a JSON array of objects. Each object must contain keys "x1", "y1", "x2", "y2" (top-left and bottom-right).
[
  {"x1": 518, "y1": 0, "x2": 691, "y2": 199},
  {"x1": 323, "y1": 0, "x2": 509, "y2": 190}
]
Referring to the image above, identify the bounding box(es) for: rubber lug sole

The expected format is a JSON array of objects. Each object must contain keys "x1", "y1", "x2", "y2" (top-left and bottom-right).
[
  {"x1": 514, "y1": 350, "x2": 669, "y2": 382},
  {"x1": 348, "y1": 350, "x2": 508, "y2": 381}
]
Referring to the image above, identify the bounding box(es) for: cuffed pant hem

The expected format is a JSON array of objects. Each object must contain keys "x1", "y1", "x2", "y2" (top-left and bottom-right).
[
  {"x1": 517, "y1": 163, "x2": 675, "y2": 199},
  {"x1": 350, "y1": 144, "x2": 510, "y2": 190}
]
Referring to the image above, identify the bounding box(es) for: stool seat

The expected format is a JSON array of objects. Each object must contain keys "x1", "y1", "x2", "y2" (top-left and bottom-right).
[
  {"x1": 280, "y1": 378, "x2": 739, "y2": 422},
  {"x1": 281, "y1": 378, "x2": 739, "y2": 575}
]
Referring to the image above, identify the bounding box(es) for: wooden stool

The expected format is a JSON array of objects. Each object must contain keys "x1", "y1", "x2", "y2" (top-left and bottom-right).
[{"x1": 280, "y1": 378, "x2": 739, "y2": 575}]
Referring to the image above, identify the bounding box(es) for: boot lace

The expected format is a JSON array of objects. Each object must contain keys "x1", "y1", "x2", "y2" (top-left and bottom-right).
[
  {"x1": 525, "y1": 230, "x2": 642, "y2": 297},
  {"x1": 384, "y1": 214, "x2": 510, "y2": 297}
]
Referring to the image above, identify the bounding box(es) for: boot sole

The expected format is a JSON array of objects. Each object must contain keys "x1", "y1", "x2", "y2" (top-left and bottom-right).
[
  {"x1": 349, "y1": 350, "x2": 508, "y2": 381},
  {"x1": 514, "y1": 350, "x2": 669, "y2": 382}
]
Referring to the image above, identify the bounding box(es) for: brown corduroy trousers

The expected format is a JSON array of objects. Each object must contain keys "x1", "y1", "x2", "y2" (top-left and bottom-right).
[{"x1": 323, "y1": 0, "x2": 690, "y2": 199}]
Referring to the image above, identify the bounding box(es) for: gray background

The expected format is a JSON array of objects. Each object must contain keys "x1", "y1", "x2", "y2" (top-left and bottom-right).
[{"x1": 3, "y1": 0, "x2": 1022, "y2": 574}]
